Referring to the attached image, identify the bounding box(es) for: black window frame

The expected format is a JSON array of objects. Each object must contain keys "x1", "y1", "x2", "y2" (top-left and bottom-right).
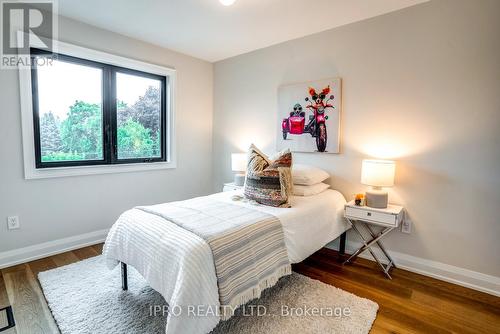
[{"x1": 30, "y1": 48, "x2": 168, "y2": 169}]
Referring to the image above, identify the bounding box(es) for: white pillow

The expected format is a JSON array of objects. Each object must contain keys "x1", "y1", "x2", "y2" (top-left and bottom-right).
[
  {"x1": 293, "y1": 182, "x2": 330, "y2": 196},
  {"x1": 292, "y1": 164, "x2": 330, "y2": 185}
]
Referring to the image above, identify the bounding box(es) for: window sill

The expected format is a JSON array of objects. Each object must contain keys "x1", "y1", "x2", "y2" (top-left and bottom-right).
[{"x1": 25, "y1": 161, "x2": 176, "y2": 180}]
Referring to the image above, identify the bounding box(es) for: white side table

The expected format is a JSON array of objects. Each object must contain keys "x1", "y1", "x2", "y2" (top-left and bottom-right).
[
  {"x1": 223, "y1": 182, "x2": 243, "y2": 192},
  {"x1": 343, "y1": 200, "x2": 404, "y2": 279}
]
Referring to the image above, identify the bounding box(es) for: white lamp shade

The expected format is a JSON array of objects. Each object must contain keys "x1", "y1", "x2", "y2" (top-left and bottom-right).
[
  {"x1": 231, "y1": 153, "x2": 247, "y2": 172},
  {"x1": 361, "y1": 159, "x2": 395, "y2": 187}
]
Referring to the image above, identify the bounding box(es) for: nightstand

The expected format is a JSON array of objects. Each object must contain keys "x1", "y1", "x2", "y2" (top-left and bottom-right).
[
  {"x1": 343, "y1": 200, "x2": 404, "y2": 279},
  {"x1": 223, "y1": 182, "x2": 243, "y2": 192}
]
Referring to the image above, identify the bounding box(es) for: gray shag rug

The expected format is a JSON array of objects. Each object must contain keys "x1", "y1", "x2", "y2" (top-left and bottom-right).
[{"x1": 38, "y1": 256, "x2": 378, "y2": 334}]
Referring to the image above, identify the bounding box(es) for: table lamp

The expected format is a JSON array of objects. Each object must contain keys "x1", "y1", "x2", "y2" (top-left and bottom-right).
[
  {"x1": 361, "y1": 159, "x2": 396, "y2": 208},
  {"x1": 231, "y1": 153, "x2": 247, "y2": 186}
]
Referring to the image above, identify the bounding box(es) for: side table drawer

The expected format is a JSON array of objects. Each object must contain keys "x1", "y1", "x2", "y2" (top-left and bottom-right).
[{"x1": 345, "y1": 206, "x2": 399, "y2": 226}]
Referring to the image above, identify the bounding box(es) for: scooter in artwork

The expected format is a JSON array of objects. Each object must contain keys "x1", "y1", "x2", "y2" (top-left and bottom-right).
[{"x1": 281, "y1": 86, "x2": 335, "y2": 152}]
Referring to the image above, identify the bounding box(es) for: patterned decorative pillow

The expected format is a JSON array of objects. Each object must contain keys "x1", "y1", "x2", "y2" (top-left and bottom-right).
[{"x1": 244, "y1": 144, "x2": 293, "y2": 207}]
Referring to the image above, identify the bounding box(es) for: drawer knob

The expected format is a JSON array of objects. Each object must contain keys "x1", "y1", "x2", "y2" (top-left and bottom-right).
[{"x1": 367, "y1": 212, "x2": 372, "y2": 216}]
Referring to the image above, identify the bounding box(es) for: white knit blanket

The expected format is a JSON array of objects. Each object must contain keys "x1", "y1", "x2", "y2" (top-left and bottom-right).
[{"x1": 103, "y1": 196, "x2": 290, "y2": 334}]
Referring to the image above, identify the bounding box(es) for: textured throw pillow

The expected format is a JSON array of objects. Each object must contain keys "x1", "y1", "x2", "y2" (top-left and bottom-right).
[
  {"x1": 244, "y1": 144, "x2": 293, "y2": 207},
  {"x1": 292, "y1": 164, "x2": 330, "y2": 185},
  {"x1": 293, "y1": 182, "x2": 330, "y2": 196}
]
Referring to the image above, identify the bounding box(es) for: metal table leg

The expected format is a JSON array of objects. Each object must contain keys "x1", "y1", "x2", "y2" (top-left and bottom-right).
[
  {"x1": 343, "y1": 218, "x2": 396, "y2": 279},
  {"x1": 364, "y1": 224, "x2": 396, "y2": 269}
]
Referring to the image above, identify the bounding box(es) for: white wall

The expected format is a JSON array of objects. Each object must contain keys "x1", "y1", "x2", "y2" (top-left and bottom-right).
[
  {"x1": 0, "y1": 15, "x2": 214, "y2": 253},
  {"x1": 213, "y1": 0, "x2": 500, "y2": 277}
]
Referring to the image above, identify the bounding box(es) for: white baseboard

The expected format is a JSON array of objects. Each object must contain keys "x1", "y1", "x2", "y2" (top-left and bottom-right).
[
  {"x1": 1, "y1": 229, "x2": 498, "y2": 297},
  {"x1": 327, "y1": 240, "x2": 500, "y2": 297},
  {"x1": 0, "y1": 229, "x2": 109, "y2": 269}
]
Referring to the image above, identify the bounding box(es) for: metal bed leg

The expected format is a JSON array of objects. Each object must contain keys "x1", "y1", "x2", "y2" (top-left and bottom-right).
[
  {"x1": 338, "y1": 232, "x2": 347, "y2": 261},
  {"x1": 121, "y1": 262, "x2": 128, "y2": 291},
  {"x1": 339, "y1": 232, "x2": 346, "y2": 255}
]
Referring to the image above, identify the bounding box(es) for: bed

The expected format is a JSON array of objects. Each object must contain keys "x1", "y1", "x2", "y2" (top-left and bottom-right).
[
  {"x1": 103, "y1": 188, "x2": 348, "y2": 334},
  {"x1": 213, "y1": 189, "x2": 348, "y2": 263}
]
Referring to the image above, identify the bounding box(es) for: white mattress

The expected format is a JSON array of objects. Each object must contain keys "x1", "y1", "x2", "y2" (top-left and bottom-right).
[{"x1": 210, "y1": 189, "x2": 349, "y2": 263}]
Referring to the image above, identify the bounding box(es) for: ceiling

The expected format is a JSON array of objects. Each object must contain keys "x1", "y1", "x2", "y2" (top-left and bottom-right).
[{"x1": 57, "y1": 0, "x2": 428, "y2": 62}]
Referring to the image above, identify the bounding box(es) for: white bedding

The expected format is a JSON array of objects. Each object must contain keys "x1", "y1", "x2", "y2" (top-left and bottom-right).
[
  {"x1": 211, "y1": 189, "x2": 349, "y2": 263},
  {"x1": 103, "y1": 189, "x2": 348, "y2": 334}
]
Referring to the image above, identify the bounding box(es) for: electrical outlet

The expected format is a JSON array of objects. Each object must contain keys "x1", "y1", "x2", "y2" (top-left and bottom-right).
[
  {"x1": 401, "y1": 216, "x2": 412, "y2": 234},
  {"x1": 7, "y1": 216, "x2": 20, "y2": 230}
]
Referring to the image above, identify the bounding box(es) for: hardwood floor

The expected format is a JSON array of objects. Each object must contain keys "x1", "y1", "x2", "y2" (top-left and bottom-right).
[
  {"x1": 0, "y1": 244, "x2": 102, "y2": 334},
  {"x1": 293, "y1": 248, "x2": 500, "y2": 334},
  {"x1": 0, "y1": 244, "x2": 498, "y2": 334}
]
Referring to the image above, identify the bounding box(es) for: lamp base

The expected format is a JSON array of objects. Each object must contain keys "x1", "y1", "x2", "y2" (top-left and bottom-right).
[
  {"x1": 365, "y1": 188, "x2": 388, "y2": 208},
  {"x1": 234, "y1": 173, "x2": 246, "y2": 186}
]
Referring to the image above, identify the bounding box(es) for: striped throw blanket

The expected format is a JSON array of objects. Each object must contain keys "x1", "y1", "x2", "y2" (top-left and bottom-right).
[{"x1": 137, "y1": 197, "x2": 291, "y2": 319}]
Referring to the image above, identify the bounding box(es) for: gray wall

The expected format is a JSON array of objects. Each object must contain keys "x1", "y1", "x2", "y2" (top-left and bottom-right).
[
  {"x1": 0, "y1": 16, "x2": 214, "y2": 252},
  {"x1": 213, "y1": 0, "x2": 500, "y2": 276}
]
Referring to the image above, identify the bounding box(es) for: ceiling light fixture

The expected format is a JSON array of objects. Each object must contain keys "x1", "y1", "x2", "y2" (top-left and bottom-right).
[{"x1": 219, "y1": 0, "x2": 236, "y2": 6}]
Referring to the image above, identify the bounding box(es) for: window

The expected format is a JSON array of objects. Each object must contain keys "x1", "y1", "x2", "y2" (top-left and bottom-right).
[
  {"x1": 116, "y1": 71, "x2": 163, "y2": 160},
  {"x1": 30, "y1": 48, "x2": 168, "y2": 169}
]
